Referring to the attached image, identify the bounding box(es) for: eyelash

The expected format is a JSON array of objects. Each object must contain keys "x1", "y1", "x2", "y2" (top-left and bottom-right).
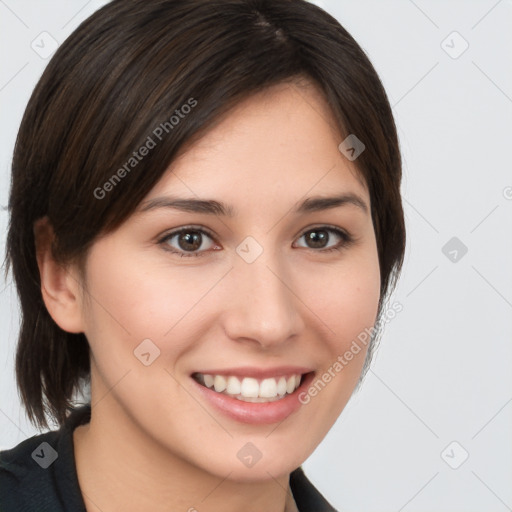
[{"x1": 157, "y1": 225, "x2": 355, "y2": 258}]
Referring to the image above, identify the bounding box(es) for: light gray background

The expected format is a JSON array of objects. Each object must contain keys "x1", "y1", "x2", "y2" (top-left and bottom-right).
[{"x1": 1, "y1": 1, "x2": 511, "y2": 511}]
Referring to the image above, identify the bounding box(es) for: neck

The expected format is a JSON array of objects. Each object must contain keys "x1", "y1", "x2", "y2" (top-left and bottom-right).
[{"x1": 73, "y1": 398, "x2": 294, "y2": 512}]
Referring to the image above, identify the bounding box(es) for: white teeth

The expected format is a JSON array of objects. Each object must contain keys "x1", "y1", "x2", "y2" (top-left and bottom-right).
[
  {"x1": 197, "y1": 373, "x2": 304, "y2": 402},
  {"x1": 240, "y1": 377, "x2": 259, "y2": 398},
  {"x1": 213, "y1": 375, "x2": 227, "y2": 392},
  {"x1": 226, "y1": 376, "x2": 241, "y2": 395},
  {"x1": 259, "y1": 378, "x2": 277, "y2": 398},
  {"x1": 286, "y1": 375, "x2": 296, "y2": 394},
  {"x1": 276, "y1": 377, "x2": 287, "y2": 396}
]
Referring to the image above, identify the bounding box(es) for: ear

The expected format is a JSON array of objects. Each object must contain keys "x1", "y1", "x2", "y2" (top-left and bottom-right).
[{"x1": 33, "y1": 216, "x2": 85, "y2": 334}]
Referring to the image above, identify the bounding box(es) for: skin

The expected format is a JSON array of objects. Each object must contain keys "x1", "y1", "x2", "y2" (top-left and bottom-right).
[{"x1": 36, "y1": 79, "x2": 381, "y2": 512}]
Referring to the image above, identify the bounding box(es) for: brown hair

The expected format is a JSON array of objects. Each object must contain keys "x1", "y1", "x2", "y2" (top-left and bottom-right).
[{"x1": 4, "y1": 0, "x2": 405, "y2": 429}]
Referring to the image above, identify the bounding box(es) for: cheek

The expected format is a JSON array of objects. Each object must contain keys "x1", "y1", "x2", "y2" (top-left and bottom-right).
[
  {"x1": 79, "y1": 247, "x2": 217, "y2": 416},
  {"x1": 82, "y1": 244, "x2": 219, "y2": 348},
  {"x1": 280, "y1": 249, "x2": 381, "y2": 449},
  {"x1": 303, "y1": 248, "x2": 381, "y2": 353}
]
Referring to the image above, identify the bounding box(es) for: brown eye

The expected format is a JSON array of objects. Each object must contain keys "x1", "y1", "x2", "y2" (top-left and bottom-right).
[
  {"x1": 176, "y1": 231, "x2": 203, "y2": 251},
  {"x1": 304, "y1": 229, "x2": 329, "y2": 249},
  {"x1": 159, "y1": 227, "x2": 216, "y2": 257},
  {"x1": 295, "y1": 226, "x2": 354, "y2": 253}
]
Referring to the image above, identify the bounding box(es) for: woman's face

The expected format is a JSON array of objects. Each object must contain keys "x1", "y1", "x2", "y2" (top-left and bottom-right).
[{"x1": 76, "y1": 80, "x2": 381, "y2": 480}]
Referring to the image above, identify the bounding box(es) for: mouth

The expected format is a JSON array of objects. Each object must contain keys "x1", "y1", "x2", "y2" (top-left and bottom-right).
[
  {"x1": 190, "y1": 368, "x2": 316, "y2": 424},
  {"x1": 192, "y1": 372, "x2": 306, "y2": 403}
]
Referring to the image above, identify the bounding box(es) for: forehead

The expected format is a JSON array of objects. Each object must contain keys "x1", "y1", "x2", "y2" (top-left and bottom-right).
[{"x1": 143, "y1": 81, "x2": 369, "y2": 209}]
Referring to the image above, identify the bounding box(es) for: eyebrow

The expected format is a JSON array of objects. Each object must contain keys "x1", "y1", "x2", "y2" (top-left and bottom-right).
[{"x1": 138, "y1": 192, "x2": 369, "y2": 217}]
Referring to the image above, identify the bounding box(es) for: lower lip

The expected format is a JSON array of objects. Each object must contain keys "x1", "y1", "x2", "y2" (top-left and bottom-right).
[{"x1": 192, "y1": 372, "x2": 316, "y2": 425}]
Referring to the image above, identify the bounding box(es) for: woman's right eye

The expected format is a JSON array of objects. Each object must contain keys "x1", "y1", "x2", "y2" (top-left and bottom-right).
[{"x1": 158, "y1": 227, "x2": 217, "y2": 258}]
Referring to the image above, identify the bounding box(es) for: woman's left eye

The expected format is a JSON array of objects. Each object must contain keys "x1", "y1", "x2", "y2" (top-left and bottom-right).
[
  {"x1": 158, "y1": 225, "x2": 354, "y2": 258},
  {"x1": 293, "y1": 226, "x2": 354, "y2": 253}
]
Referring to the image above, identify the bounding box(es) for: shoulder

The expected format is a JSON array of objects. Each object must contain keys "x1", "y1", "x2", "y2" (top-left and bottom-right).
[
  {"x1": 0, "y1": 404, "x2": 91, "y2": 512},
  {"x1": 290, "y1": 466, "x2": 338, "y2": 511},
  {"x1": 0, "y1": 429, "x2": 60, "y2": 510}
]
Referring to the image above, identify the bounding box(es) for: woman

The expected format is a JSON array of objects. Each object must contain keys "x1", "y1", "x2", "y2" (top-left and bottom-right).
[{"x1": 0, "y1": 0, "x2": 405, "y2": 510}]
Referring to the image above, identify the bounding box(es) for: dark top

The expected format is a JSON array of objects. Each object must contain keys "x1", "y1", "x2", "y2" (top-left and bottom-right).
[{"x1": 0, "y1": 404, "x2": 337, "y2": 511}]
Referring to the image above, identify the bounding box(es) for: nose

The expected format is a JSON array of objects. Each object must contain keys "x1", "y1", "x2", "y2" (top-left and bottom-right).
[{"x1": 222, "y1": 246, "x2": 305, "y2": 349}]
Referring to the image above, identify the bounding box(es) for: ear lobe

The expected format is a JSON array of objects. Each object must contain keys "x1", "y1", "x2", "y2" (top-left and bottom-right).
[{"x1": 33, "y1": 216, "x2": 85, "y2": 334}]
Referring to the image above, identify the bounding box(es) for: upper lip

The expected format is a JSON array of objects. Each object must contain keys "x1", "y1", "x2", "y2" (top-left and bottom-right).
[{"x1": 192, "y1": 366, "x2": 315, "y2": 379}]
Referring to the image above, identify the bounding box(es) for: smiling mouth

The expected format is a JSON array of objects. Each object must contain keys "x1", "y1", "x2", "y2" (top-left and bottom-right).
[{"x1": 192, "y1": 372, "x2": 310, "y2": 403}]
